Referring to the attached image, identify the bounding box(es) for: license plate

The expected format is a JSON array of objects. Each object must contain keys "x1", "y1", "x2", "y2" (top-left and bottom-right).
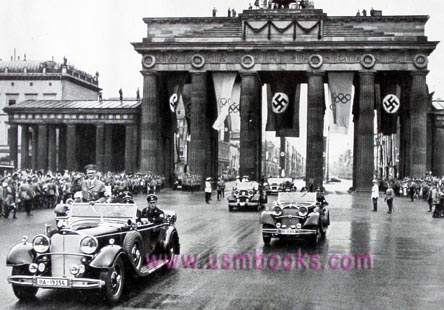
[
  {"x1": 280, "y1": 229, "x2": 298, "y2": 235},
  {"x1": 37, "y1": 278, "x2": 69, "y2": 287}
]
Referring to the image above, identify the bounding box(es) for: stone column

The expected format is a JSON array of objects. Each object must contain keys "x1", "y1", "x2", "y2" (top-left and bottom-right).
[
  {"x1": 95, "y1": 124, "x2": 105, "y2": 172},
  {"x1": 140, "y1": 71, "x2": 160, "y2": 174},
  {"x1": 409, "y1": 71, "x2": 429, "y2": 178},
  {"x1": 58, "y1": 126, "x2": 67, "y2": 171},
  {"x1": 189, "y1": 72, "x2": 210, "y2": 184},
  {"x1": 9, "y1": 124, "x2": 18, "y2": 167},
  {"x1": 124, "y1": 124, "x2": 137, "y2": 173},
  {"x1": 355, "y1": 72, "x2": 375, "y2": 191},
  {"x1": 37, "y1": 124, "x2": 48, "y2": 171},
  {"x1": 239, "y1": 72, "x2": 262, "y2": 181},
  {"x1": 48, "y1": 125, "x2": 57, "y2": 172},
  {"x1": 31, "y1": 126, "x2": 38, "y2": 171},
  {"x1": 306, "y1": 72, "x2": 325, "y2": 189},
  {"x1": 104, "y1": 125, "x2": 113, "y2": 172},
  {"x1": 399, "y1": 78, "x2": 411, "y2": 178},
  {"x1": 434, "y1": 120, "x2": 444, "y2": 176},
  {"x1": 352, "y1": 83, "x2": 360, "y2": 189},
  {"x1": 20, "y1": 125, "x2": 30, "y2": 169},
  {"x1": 66, "y1": 124, "x2": 77, "y2": 171}
]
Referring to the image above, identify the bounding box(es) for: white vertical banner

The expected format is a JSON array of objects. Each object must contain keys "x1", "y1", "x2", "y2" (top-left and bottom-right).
[
  {"x1": 229, "y1": 82, "x2": 241, "y2": 133},
  {"x1": 212, "y1": 73, "x2": 237, "y2": 134},
  {"x1": 327, "y1": 72, "x2": 354, "y2": 134}
]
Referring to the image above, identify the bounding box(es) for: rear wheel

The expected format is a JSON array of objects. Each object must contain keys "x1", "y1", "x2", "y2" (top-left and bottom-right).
[
  {"x1": 228, "y1": 205, "x2": 234, "y2": 212},
  {"x1": 11, "y1": 266, "x2": 38, "y2": 300},
  {"x1": 101, "y1": 257, "x2": 125, "y2": 304},
  {"x1": 263, "y1": 234, "x2": 271, "y2": 246}
]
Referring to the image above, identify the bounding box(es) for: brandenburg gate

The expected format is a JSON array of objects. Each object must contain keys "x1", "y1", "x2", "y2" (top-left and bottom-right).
[{"x1": 133, "y1": 6, "x2": 438, "y2": 191}]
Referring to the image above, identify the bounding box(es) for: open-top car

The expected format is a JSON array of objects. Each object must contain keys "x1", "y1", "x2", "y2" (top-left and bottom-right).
[
  {"x1": 6, "y1": 202, "x2": 180, "y2": 304},
  {"x1": 265, "y1": 177, "x2": 296, "y2": 195},
  {"x1": 227, "y1": 181, "x2": 266, "y2": 211},
  {"x1": 260, "y1": 192, "x2": 330, "y2": 246}
]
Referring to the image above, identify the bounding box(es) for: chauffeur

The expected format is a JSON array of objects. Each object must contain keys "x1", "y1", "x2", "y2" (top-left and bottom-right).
[
  {"x1": 142, "y1": 194, "x2": 164, "y2": 223},
  {"x1": 81, "y1": 164, "x2": 106, "y2": 203}
]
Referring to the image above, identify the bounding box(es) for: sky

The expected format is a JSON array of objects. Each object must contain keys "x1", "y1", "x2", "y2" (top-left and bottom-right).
[{"x1": 1, "y1": 0, "x2": 443, "y2": 159}]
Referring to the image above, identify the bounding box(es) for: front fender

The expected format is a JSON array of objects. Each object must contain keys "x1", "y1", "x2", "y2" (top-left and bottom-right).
[
  {"x1": 6, "y1": 243, "x2": 34, "y2": 266},
  {"x1": 163, "y1": 226, "x2": 180, "y2": 255},
  {"x1": 89, "y1": 245, "x2": 124, "y2": 268},
  {"x1": 260, "y1": 212, "x2": 275, "y2": 226},
  {"x1": 304, "y1": 212, "x2": 320, "y2": 227}
]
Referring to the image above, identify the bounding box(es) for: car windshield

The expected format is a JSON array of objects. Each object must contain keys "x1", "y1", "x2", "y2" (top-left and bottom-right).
[
  {"x1": 69, "y1": 203, "x2": 137, "y2": 221},
  {"x1": 278, "y1": 192, "x2": 316, "y2": 205},
  {"x1": 268, "y1": 178, "x2": 291, "y2": 184},
  {"x1": 236, "y1": 182, "x2": 258, "y2": 190}
]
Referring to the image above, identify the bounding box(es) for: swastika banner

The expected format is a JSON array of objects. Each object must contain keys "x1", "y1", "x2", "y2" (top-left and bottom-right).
[
  {"x1": 379, "y1": 76, "x2": 400, "y2": 135},
  {"x1": 266, "y1": 73, "x2": 300, "y2": 137},
  {"x1": 327, "y1": 72, "x2": 354, "y2": 134},
  {"x1": 167, "y1": 73, "x2": 188, "y2": 133}
]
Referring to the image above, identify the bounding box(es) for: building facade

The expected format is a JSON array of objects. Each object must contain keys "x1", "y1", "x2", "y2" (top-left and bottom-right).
[{"x1": 0, "y1": 59, "x2": 100, "y2": 165}]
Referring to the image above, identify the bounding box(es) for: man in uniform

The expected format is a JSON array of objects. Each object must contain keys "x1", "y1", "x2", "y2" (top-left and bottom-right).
[
  {"x1": 141, "y1": 194, "x2": 164, "y2": 223},
  {"x1": 81, "y1": 164, "x2": 106, "y2": 203}
]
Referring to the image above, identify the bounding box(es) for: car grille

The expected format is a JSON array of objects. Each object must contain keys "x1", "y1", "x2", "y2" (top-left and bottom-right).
[
  {"x1": 281, "y1": 209, "x2": 303, "y2": 227},
  {"x1": 50, "y1": 234, "x2": 83, "y2": 277}
]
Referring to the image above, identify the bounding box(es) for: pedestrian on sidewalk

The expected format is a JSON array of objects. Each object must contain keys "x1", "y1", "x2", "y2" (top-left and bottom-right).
[
  {"x1": 371, "y1": 179, "x2": 379, "y2": 211},
  {"x1": 385, "y1": 183, "x2": 395, "y2": 214},
  {"x1": 205, "y1": 177, "x2": 212, "y2": 204},
  {"x1": 212, "y1": 7, "x2": 217, "y2": 17},
  {"x1": 216, "y1": 177, "x2": 225, "y2": 201}
]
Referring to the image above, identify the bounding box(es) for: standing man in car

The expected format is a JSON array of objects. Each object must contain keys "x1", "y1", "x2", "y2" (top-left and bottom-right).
[{"x1": 81, "y1": 164, "x2": 106, "y2": 203}]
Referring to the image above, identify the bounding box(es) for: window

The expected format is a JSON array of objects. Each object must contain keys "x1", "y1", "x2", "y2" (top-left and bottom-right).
[
  {"x1": 30, "y1": 82, "x2": 33, "y2": 86},
  {"x1": 8, "y1": 99, "x2": 16, "y2": 106}
]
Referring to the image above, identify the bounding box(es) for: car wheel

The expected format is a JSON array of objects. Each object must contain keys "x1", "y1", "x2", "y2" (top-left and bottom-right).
[
  {"x1": 11, "y1": 266, "x2": 38, "y2": 300},
  {"x1": 263, "y1": 234, "x2": 271, "y2": 246},
  {"x1": 164, "y1": 235, "x2": 178, "y2": 269},
  {"x1": 310, "y1": 227, "x2": 321, "y2": 247},
  {"x1": 228, "y1": 205, "x2": 233, "y2": 212},
  {"x1": 101, "y1": 257, "x2": 125, "y2": 304},
  {"x1": 123, "y1": 232, "x2": 143, "y2": 271}
]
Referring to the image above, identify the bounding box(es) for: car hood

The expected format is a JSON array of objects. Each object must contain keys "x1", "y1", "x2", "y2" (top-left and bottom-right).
[{"x1": 61, "y1": 222, "x2": 125, "y2": 237}]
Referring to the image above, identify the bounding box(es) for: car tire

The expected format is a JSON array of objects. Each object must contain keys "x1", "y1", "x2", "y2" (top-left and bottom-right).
[
  {"x1": 123, "y1": 232, "x2": 143, "y2": 272},
  {"x1": 310, "y1": 227, "x2": 321, "y2": 247},
  {"x1": 11, "y1": 266, "x2": 38, "y2": 300},
  {"x1": 228, "y1": 205, "x2": 234, "y2": 212},
  {"x1": 164, "y1": 234, "x2": 178, "y2": 270},
  {"x1": 101, "y1": 257, "x2": 125, "y2": 304},
  {"x1": 263, "y1": 234, "x2": 271, "y2": 246}
]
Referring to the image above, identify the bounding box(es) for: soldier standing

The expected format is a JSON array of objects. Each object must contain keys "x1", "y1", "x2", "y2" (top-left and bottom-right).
[
  {"x1": 371, "y1": 179, "x2": 379, "y2": 212},
  {"x1": 385, "y1": 183, "x2": 395, "y2": 214}
]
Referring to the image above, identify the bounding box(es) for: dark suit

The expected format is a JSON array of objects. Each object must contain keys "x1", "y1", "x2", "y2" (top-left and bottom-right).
[
  {"x1": 141, "y1": 205, "x2": 164, "y2": 223},
  {"x1": 81, "y1": 179, "x2": 106, "y2": 202}
]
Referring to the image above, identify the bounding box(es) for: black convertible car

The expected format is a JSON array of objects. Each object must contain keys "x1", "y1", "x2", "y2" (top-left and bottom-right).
[{"x1": 6, "y1": 202, "x2": 180, "y2": 304}]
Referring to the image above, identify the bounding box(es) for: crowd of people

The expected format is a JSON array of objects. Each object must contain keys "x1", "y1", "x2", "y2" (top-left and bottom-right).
[
  {"x1": 212, "y1": 1, "x2": 315, "y2": 17},
  {"x1": 0, "y1": 168, "x2": 167, "y2": 219},
  {"x1": 373, "y1": 173, "x2": 444, "y2": 217}
]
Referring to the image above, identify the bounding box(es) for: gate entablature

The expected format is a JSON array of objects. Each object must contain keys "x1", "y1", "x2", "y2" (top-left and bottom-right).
[{"x1": 133, "y1": 8, "x2": 439, "y2": 190}]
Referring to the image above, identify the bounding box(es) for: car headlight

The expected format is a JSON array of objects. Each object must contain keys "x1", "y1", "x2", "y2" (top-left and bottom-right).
[
  {"x1": 32, "y1": 235, "x2": 50, "y2": 253},
  {"x1": 80, "y1": 236, "x2": 98, "y2": 254},
  {"x1": 234, "y1": 190, "x2": 239, "y2": 196},
  {"x1": 273, "y1": 206, "x2": 283, "y2": 216},
  {"x1": 298, "y1": 206, "x2": 308, "y2": 217},
  {"x1": 248, "y1": 190, "x2": 254, "y2": 196}
]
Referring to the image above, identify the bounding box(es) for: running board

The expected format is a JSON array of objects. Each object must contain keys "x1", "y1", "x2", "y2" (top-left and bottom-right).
[{"x1": 139, "y1": 261, "x2": 168, "y2": 275}]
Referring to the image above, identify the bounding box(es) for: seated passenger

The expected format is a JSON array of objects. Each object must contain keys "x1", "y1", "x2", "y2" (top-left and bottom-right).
[{"x1": 140, "y1": 194, "x2": 164, "y2": 223}]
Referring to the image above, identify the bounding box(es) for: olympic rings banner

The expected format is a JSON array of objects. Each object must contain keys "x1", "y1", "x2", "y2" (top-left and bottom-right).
[
  {"x1": 211, "y1": 73, "x2": 238, "y2": 136},
  {"x1": 327, "y1": 72, "x2": 354, "y2": 134}
]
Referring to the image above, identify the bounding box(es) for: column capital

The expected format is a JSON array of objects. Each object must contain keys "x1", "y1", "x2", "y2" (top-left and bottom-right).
[
  {"x1": 140, "y1": 70, "x2": 159, "y2": 77},
  {"x1": 411, "y1": 70, "x2": 429, "y2": 77},
  {"x1": 358, "y1": 71, "x2": 376, "y2": 76},
  {"x1": 306, "y1": 71, "x2": 325, "y2": 77}
]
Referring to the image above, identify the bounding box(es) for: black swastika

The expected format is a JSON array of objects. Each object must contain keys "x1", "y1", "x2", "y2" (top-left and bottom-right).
[
  {"x1": 272, "y1": 94, "x2": 289, "y2": 113},
  {"x1": 383, "y1": 95, "x2": 400, "y2": 114}
]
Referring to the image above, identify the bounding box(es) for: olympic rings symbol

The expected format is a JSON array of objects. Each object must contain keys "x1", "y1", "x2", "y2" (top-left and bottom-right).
[
  {"x1": 332, "y1": 93, "x2": 351, "y2": 104},
  {"x1": 229, "y1": 104, "x2": 239, "y2": 113},
  {"x1": 219, "y1": 98, "x2": 239, "y2": 113}
]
